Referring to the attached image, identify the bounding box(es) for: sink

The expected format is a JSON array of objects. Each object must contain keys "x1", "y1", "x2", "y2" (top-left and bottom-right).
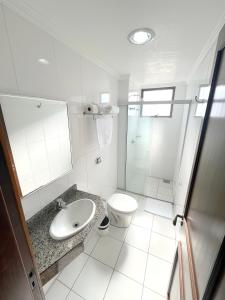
[{"x1": 49, "y1": 199, "x2": 96, "y2": 240}]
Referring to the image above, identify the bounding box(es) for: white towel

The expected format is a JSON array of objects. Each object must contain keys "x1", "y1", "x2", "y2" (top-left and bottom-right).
[{"x1": 96, "y1": 117, "x2": 113, "y2": 147}]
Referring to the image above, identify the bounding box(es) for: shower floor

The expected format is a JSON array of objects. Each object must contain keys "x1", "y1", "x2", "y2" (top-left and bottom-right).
[{"x1": 126, "y1": 175, "x2": 174, "y2": 203}]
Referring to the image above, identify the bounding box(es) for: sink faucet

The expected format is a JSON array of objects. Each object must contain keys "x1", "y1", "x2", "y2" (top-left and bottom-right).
[{"x1": 56, "y1": 198, "x2": 67, "y2": 209}]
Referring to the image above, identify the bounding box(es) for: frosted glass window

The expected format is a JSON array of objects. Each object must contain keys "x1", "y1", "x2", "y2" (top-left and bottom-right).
[
  {"x1": 195, "y1": 85, "x2": 210, "y2": 117},
  {"x1": 100, "y1": 93, "x2": 110, "y2": 103},
  {"x1": 141, "y1": 87, "x2": 175, "y2": 117}
]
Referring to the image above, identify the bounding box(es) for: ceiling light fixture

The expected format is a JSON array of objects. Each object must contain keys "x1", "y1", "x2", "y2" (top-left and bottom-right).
[
  {"x1": 38, "y1": 58, "x2": 50, "y2": 65},
  {"x1": 128, "y1": 28, "x2": 155, "y2": 45}
]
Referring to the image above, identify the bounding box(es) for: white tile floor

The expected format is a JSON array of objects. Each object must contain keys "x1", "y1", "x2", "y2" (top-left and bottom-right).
[
  {"x1": 145, "y1": 198, "x2": 173, "y2": 219},
  {"x1": 127, "y1": 175, "x2": 174, "y2": 203},
  {"x1": 45, "y1": 192, "x2": 176, "y2": 300}
]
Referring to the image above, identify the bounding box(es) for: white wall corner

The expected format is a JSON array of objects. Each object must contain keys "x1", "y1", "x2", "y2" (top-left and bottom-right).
[{"x1": 187, "y1": 10, "x2": 225, "y2": 83}]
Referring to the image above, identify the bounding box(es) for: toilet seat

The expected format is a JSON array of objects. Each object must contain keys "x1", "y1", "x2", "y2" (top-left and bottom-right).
[{"x1": 107, "y1": 193, "x2": 137, "y2": 214}]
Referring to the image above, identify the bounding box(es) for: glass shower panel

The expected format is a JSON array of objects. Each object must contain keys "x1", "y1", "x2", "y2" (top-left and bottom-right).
[
  {"x1": 126, "y1": 105, "x2": 152, "y2": 194},
  {"x1": 126, "y1": 103, "x2": 189, "y2": 204}
]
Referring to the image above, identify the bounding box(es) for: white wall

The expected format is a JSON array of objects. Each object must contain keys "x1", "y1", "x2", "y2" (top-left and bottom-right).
[
  {"x1": 0, "y1": 4, "x2": 118, "y2": 219},
  {"x1": 173, "y1": 42, "x2": 217, "y2": 215}
]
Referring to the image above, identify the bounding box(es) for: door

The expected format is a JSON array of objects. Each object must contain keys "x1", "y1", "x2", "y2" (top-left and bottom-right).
[
  {"x1": 0, "y1": 108, "x2": 44, "y2": 300},
  {"x1": 168, "y1": 24, "x2": 225, "y2": 300}
]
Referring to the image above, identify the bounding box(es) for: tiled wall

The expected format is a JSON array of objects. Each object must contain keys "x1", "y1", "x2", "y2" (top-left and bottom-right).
[{"x1": 0, "y1": 4, "x2": 118, "y2": 219}]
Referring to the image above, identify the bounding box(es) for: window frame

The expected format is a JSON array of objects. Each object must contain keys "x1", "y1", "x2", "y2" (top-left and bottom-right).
[{"x1": 140, "y1": 86, "x2": 176, "y2": 118}]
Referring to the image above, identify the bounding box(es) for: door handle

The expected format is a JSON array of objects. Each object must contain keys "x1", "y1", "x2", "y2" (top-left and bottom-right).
[{"x1": 173, "y1": 214, "x2": 184, "y2": 226}]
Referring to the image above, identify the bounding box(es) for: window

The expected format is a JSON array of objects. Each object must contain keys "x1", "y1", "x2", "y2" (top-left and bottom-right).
[
  {"x1": 100, "y1": 92, "x2": 110, "y2": 104},
  {"x1": 141, "y1": 87, "x2": 175, "y2": 117},
  {"x1": 195, "y1": 85, "x2": 210, "y2": 117}
]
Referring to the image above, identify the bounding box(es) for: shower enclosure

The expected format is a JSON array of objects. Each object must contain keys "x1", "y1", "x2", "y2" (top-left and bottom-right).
[
  {"x1": 118, "y1": 87, "x2": 207, "y2": 217},
  {"x1": 126, "y1": 102, "x2": 186, "y2": 202}
]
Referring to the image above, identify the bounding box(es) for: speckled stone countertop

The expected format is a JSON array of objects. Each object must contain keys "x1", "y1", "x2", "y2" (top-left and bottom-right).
[{"x1": 27, "y1": 186, "x2": 105, "y2": 274}]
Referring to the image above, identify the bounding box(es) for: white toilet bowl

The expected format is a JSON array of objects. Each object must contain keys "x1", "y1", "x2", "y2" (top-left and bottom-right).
[{"x1": 107, "y1": 193, "x2": 138, "y2": 228}]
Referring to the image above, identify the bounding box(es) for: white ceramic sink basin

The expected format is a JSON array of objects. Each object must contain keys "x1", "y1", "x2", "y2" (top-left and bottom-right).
[{"x1": 49, "y1": 199, "x2": 96, "y2": 240}]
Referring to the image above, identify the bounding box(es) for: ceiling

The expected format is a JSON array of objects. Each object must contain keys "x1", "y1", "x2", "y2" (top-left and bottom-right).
[{"x1": 8, "y1": 0, "x2": 225, "y2": 85}]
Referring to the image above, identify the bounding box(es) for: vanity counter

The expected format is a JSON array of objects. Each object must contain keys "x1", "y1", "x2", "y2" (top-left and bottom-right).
[{"x1": 27, "y1": 187, "x2": 105, "y2": 277}]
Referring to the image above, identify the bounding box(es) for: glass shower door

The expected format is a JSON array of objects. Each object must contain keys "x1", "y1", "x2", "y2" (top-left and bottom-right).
[
  {"x1": 126, "y1": 104, "x2": 152, "y2": 194},
  {"x1": 125, "y1": 103, "x2": 189, "y2": 205}
]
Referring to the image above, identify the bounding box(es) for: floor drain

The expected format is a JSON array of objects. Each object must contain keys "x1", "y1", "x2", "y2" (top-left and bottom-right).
[{"x1": 73, "y1": 222, "x2": 79, "y2": 228}]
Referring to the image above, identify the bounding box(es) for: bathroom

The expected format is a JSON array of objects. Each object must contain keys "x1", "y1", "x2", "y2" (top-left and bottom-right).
[{"x1": 0, "y1": 1, "x2": 225, "y2": 300}]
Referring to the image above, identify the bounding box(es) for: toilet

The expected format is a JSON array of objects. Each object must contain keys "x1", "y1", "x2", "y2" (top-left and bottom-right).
[{"x1": 107, "y1": 193, "x2": 138, "y2": 228}]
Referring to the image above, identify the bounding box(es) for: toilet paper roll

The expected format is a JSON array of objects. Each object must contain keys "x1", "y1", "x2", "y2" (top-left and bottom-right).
[{"x1": 84, "y1": 104, "x2": 99, "y2": 114}]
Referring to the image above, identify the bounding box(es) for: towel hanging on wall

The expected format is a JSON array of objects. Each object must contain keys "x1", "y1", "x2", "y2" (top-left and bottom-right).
[{"x1": 96, "y1": 117, "x2": 113, "y2": 147}]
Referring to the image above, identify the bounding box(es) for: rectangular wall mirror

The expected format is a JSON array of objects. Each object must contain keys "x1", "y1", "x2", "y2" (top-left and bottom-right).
[{"x1": 0, "y1": 95, "x2": 73, "y2": 196}]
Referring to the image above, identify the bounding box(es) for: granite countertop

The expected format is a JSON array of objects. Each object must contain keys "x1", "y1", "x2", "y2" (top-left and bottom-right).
[{"x1": 27, "y1": 186, "x2": 105, "y2": 273}]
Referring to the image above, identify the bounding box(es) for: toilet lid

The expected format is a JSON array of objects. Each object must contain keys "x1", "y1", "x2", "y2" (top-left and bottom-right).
[{"x1": 107, "y1": 193, "x2": 138, "y2": 214}]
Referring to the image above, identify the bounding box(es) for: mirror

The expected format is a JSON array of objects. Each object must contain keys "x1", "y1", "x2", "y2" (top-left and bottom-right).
[{"x1": 0, "y1": 95, "x2": 73, "y2": 196}]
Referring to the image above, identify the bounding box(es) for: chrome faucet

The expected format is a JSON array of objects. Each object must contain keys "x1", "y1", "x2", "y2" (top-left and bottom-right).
[{"x1": 56, "y1": 198, "x2": 67, "y2": 209}]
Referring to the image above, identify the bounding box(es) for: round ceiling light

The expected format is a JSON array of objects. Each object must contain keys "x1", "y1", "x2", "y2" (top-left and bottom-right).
[{"x1": 128, "y1": 28, "x2": 155, "y2": 45}]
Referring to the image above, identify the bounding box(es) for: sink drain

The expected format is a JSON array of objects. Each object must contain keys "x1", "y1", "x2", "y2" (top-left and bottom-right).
[{"x1": 73, "y1": 222, "x2": 79, "y2": 228}]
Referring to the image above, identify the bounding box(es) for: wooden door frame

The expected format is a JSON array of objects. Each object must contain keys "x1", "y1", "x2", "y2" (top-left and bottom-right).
[
  {"x1": 168, "y1": 24, "x2": 225, "y2": 300},
  {"x1": 183, "y1": 24, "x2": 225, "y2": 300},
  {"x1": 0, "y1": 106, "x2": 44, "y2": 299}
]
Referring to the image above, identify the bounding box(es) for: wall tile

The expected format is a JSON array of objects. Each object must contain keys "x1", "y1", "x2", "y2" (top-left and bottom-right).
[
  {"x1": 22, "y1": 192, "x2": 41, "y2": 220},
  {"x1": 2, "y1": 5, "x2": 118, "y2": 219}
]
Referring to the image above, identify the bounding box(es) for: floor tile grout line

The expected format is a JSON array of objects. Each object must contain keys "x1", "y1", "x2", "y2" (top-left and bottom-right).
[
  {"x1": 122, "y1": 240, "x2": 151, "y2": 254},
  {"x1": 69, "y1": 228, "x2": 127, "y2": 299},
  {"x1": 88, "y1": 253, "x2": 144, "y2": 285},
  {"x1": 78, "y1": 219, "x2": 173, "y2": 298},
  {"x1": 147, "y1": 252, "x2": 174, "y2": 265},
  {"x1": 151, "y1": 230, "x2": 176, "y2": 240},
  {"x1": 141, "y1": 214, "x2": 154, "y2": 299},
  {"x1": 144, "y1": 286, "x2": 168, "y2": 299},
  {"x1": 58, "y1": 228, "x2": 174, "y2": 299},
  {"x1": 57, "y1": 276, "x2": 87, "y2": 300},
  {"x1": 44, "y1": 271, "x2": 62, "y2": 296},
  {"x1": 147, "y1": 218, "x2": 173, "y2": 299},
  {"x1": 130, "y1": 222, "x2": 153, "y2": 231},
  {"x1": 52, "y1": 190, "x2": 176, "y2": 300},
  {"x1": 144, "y1": 209, "x2": 173, "y2": 220},
  {"x1": 102, "y1": 222, "x2": 130, "y2": 299},
  {"x1": 66, "y1": 289, "x2": 86, "y2": 300},
  {"x1": 69, "y1": 253, "x2": 91, "y2": 296},
  {"x1": 46, "y1": 278, "x2": 72, "y2": 300}
]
